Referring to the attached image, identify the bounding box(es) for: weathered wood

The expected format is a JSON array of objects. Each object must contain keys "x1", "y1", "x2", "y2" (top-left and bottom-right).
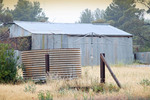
[
  {"x1": 45, "y1": 54, "x2": 49, "y2": 73},
  {"x1": 100, "y1": 53, "x2": 105, "y2": 83},
  {"x1": 100, "y1": 54, "x2": 121, "y2": 88}
]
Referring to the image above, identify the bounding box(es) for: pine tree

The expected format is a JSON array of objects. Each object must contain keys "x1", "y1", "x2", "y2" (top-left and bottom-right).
[
  {"x1": 104, "y1": 0, "x2": 143, "y2": 27},
  {"x1": 137, "y1": 0, "x2": 150, "y2": 13},
  {"x1": 104, "y1": 0, "x2": 150, "y2": 51},
  {"x1": 79, "y1": 8, "x2": 94, "y2": 23},
  {"x1": 94, "y1": 8, "x2": 105, "y2": 20},
  {"x1": 12, "y1": 0, "x2": 48, "y2": 22},
  {"x1": 0, "y1": 1, "x2": 13, "y2": 24}
]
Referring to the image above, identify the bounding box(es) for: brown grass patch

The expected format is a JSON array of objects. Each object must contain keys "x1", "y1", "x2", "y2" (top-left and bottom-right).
[{"x1": 0, "y1": 65, "x2": 150, "y2": 100}]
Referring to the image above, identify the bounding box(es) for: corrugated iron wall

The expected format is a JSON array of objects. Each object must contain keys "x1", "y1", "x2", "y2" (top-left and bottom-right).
[
  {"x1": 135, "y1": 52, "x2": 150, "y2": 64},
  {"x1": 21, "y1": 48, "x2": 81, "y2": 81},
  {"x1": 32, "y1": 34, "x2": 133, "y2": 66},
  {"x1": 10, "y1": 24, "x2": 31, "y2": 37}
]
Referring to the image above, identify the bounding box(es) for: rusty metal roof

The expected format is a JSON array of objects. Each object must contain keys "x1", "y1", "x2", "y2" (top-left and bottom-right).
[{"x1": 13, "y1": 21, "x2": 132, "y2": 36}]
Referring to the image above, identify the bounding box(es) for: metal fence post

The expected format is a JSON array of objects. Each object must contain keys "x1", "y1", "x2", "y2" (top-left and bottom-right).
[
  {"x1": 45, "y1": 54, "x2": 49, "y2": 73},
  {"x1": 100, "y1": 53, "x2": 105, "y2": 83}
]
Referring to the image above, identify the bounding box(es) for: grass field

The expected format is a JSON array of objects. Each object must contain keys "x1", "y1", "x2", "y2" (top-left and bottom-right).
[{"x1": 0, "y1": 65, "x2": 150, "y2": 100}]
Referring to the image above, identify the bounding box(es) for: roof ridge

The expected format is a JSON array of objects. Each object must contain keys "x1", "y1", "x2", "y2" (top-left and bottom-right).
[{"x1": 11, "y1": 21, "x2": 132, "y2": 37}]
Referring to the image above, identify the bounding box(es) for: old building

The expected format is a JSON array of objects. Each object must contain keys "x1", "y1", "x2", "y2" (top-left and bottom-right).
[{"x1": 10, "y1": 21, "x2": 134, "y2": 66}]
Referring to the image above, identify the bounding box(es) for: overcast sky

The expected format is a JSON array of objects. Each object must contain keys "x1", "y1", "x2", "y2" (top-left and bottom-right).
[
  {"x1": 3, "y1": 0, "x2": 150, "y2": 23},
  {"x1": 3, "y1": 0, "x2": 112, "y2": 23}
]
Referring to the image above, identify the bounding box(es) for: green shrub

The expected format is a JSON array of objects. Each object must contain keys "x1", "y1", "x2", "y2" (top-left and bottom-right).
[
  {"x1": 38, "y1": 91, "x2": 45, "y2": 100},
  {"x1": 38, "y1": 90, "x2": 53, "y2": 100},
  {"x1": 82, "y1": 93, "x2": 88, "y2": 100},
  {"x1": 15, "y1": 75, "x2": 24, "y2": 84},
  {"x1": 24, "y1": 83, "x2": 36, "y2": 93},
  {"x1": 108, "y1": 84, "x2": 120, "y2": 93},
  {"x1": 0, "y1": 43, "x2": 18, "y2": 83},
  {"x1": 140, "y1": 79, "x2": 150, "y2": 86},
  {"x1": 92, "y1": 84, "x2": 119, "y2": 93},
  {"x1": 92, "y1": 84, "x2": 104, "y2": 93}
]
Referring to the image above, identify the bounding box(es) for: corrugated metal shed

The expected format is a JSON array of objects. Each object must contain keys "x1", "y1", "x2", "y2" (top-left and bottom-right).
[
  {"x1": 9, "y1": 21, "x2": 134, "y2": 66},
  {"x1": 10, "y1": 21, "x2": 132, "y2": 37}
]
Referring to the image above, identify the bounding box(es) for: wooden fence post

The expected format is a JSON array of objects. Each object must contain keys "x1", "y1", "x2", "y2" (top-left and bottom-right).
[
  {"x1": 100, "y1": 53, "x2": 105, "y2": 83},
  {"x1": 100, "y1": 53, "x2": 121, "y2": 88},
  {"x1": 45, "y1": 54, "x2": 49, "y2": 73}
]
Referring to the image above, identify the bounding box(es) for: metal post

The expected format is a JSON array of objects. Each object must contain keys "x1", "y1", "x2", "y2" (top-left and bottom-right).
[
  {"x1": 100, "y1": 53, "x2": 105, "y2": 83},
  {"x1": 45, "y1": 54, "x2": 49, "y2": 73}
]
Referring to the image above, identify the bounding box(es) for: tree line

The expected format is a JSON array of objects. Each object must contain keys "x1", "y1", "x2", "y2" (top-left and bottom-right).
[
  {"x1": 0, "y1": 0, "x2": 48, "y2": 24},
  {"x1": 0, "y1": 0, "x2": 48, "y2": 43},
  {"x1": 79, "y1": 0, "x2": 150, "y2": 51}
]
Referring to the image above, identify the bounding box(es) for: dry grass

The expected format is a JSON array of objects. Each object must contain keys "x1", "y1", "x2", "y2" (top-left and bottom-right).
[{"x1": 0, "y1": 65, "x2": 150, "y2": 100}]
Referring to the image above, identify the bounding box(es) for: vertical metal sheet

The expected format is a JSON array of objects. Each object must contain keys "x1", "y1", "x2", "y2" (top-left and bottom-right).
[
  {"x1": 135, "y1": 52, "x2": 150, "y2": 64},
  {"x1": 31, "y1": 34, "x2": 133, "y2": 66},
  {"x1": 62, "y1": 35, "x2": 68, "y2": 48},
  {"x1": 9, "y1": 24, "x2": 31, "y2": 38},
  {"x1": 14, "y1": 50, "x2": 22, "y2": 65},
  {"x1": 42, "y1": 35, "x2": 45, "y2": 49}
]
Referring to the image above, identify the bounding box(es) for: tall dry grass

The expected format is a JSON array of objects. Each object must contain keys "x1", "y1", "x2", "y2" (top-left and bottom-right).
[{"x1": 0, "y1": 65, "x2": 150, "y2": 100}]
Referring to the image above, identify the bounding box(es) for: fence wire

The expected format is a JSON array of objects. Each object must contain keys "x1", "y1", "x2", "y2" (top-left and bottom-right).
[{"x1": 0, "y1": 29, "x2": 31, "y2": 51}]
